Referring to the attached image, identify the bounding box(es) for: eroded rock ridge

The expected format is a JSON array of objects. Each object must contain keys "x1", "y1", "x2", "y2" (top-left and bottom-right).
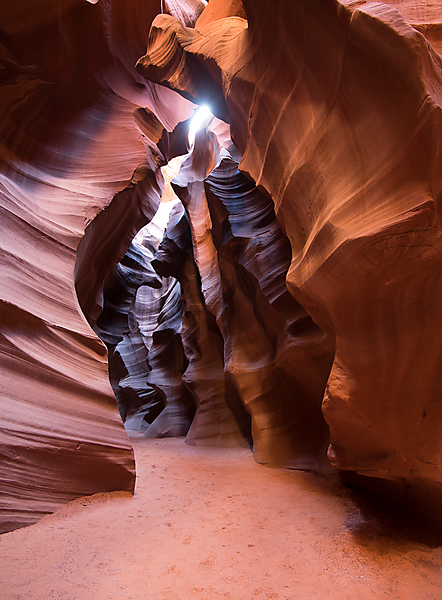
[{"x1": 1, "y1": 0, "x2": 441, "y2": 533}]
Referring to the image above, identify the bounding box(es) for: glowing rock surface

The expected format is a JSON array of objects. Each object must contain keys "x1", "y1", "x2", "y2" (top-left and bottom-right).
[
  {"x1": 1, "y1": 0, "x2": 442, "y2": 534},
  {"x1": 0, "y1": 0, "x2": 192, "y2": 533},
  {"x1": 137, "y1": 0, "x2": 442, "y2": 527}
]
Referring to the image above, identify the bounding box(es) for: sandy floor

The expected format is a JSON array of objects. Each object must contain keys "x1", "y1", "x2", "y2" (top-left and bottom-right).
[{"x1": 0, "y1": 437, "x2": 441, "y2": 600}]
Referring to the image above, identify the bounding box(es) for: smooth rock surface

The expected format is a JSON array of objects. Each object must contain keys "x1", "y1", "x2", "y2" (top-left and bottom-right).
[
  {"x1": 137, "y1": 0, "x2": 442, "y2": 526},
  {"x1": 0, "y1": 0, "x2": 192, "y2": 533},
  {"x1": 2, "y1": 0, "x2": 442, "y2": 535}
]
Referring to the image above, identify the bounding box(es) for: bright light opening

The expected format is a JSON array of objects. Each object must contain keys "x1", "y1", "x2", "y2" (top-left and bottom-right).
[
  {"x1": 133, "y1": 199, "x2": 181, "y2": 246},
  {"x1": 188, "y1": 105, "x2": 213, "y2": 147},
  {"x1": 133, "y1": 156, "x2": 183, "y2": 246}
]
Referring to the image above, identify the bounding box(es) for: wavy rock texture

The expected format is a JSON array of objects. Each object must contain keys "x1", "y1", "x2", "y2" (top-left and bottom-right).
[
  {"x1": 163, "y1": 0, "x2": 207, "y2": 26},
  {"x1": 204, "y1": 154, "x2": 334, "y2": 466},
  {"x1": 137, "y1": 269, "x2": 195, "y2": 438},
  {"x1": 153, "y1": 193, "x2": 253, "y2": 448},
  {"x1": 94, "y1": 239, "x2": 164, "y2": 426},
  {"x1": 2, "y1": 0, "x2": 442, "y2": 535},
  {"x1": 377, "y1": 0, "x2": 442, "y2": 54},
  {"x1": 137, "y1": 0, "x2": 442, "y2": 527},
  {"x1": 0, "y1": 0, "x2": 194, "y2": 533},
  {"x1": 166, "y1": 130, "x2": 334, "y2": 465},
  {"x1": 100, "y1": 228, "x2": 195, "y2": 438}
]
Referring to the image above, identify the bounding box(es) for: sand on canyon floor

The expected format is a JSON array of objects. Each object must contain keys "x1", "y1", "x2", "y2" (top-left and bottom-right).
[{"x1": 0, "y1": 436, "x2": 441, "y2": 600}]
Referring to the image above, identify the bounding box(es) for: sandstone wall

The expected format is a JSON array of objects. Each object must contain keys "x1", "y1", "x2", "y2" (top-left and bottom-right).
[{"x1": 1, "y1": 0, "x2": 442, "y2": 533}]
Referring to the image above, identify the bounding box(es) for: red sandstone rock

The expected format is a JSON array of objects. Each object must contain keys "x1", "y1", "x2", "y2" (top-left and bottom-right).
[
  {"x1": 137, "y1": 0, "x2": 442, "y2": 526},
  {"x1": 196, "y1": 0, "x2": 246, "y2": 27},
  {"x1": 153, "y1": 198, "x2": 251, "y2": 447},
  {"x1": 2, "y1": 0, "x2": 442, "y2": 535},
  {"x1": 202, "y1": 153, "x2": 334, "y2": 467},
  {"x1": 365, "y1": 0, "x2": 442, "y2": 55},
  {"x1": 0, "y1": 0, "x2": 193, "y2": 533},
  {"x1": 164, "y1": 127, "x2": 334, "y2": 465}
]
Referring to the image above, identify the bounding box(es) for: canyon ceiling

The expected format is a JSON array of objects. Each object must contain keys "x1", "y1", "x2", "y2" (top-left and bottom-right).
[{"x1": 0, "y1": 0, "x2": 441, "y2": 534}]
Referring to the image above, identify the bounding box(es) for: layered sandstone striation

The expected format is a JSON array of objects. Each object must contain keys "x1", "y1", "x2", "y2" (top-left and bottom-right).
[
  {"x1": 1, "y1": 0, "x2": 442, "y2": 534},
  {"x1": 167, "y1": 130, "x2": 334, "y2": 464},
  {"x1": 138, "y1": 0, "x2": 442, "y2": 526},
  {"x1": 153, "y1": 201, "x2": 251, "y2": 446},
  {"x1": 97, "y1": 122, "x2": 333, "y2": 460},
  {"x1": 99, "y1": 225, "x2": 195, "y2": 437},
  {"x1": 0, "y1": 0, "x2": 193, "y2": 533}
]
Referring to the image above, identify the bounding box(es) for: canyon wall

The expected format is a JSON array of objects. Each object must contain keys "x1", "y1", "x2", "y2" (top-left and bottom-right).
[
  {"x1": 1, "y1": 0, "x2": 442, "y2": 533},
  {"x1": 137, "y1": 0, "x2": 442, "y2": 528},
  {"x1": 0, "y1": 0, "x2": 194, "y2": 533}
]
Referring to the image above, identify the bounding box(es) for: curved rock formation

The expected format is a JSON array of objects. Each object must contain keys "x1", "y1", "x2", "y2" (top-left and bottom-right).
[
  {"x1": 0, "y1": 0, "x2": 193, "y2": 533},
  {"x1": 203, "y1": 153, "x2": 334, "y2": 467},
  {"x1": 166, "y1": 128, "x2": 334, "y2": 464},
  {"x1": 137, "y1": 0, "x2": 442, "y2": 526},
  {"x1": 380, "y1": 0, "x2": 442, "y2": 55},
  {"x1": 102, "y1": 223, "x2": 195, "y2": 438},
  {"x1": 94, "y1": 238, "x2": 163, "y2": 426},
  {"x1": 1, "y1": 0, "x2": 442, "y2": 535},
  {"x1": 153, "y1": 192, "x2": 253, "y2": 447}
]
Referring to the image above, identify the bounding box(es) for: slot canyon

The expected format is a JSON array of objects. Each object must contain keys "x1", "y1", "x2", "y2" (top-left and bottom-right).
[{"x1": 0, "y1": 0, "x2": 442, "y2": 598}]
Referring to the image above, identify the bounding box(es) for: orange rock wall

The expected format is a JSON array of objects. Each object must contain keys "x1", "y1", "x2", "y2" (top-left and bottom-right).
[
  {"x1": 1, "y1": 0, "x2": 442, "y2": 533},
  {"x1": 138, "y1": 0, "x2": 442, "y2": 528},
  {"x1": 0, "y1": 0, "x2": 192, "y2": 533}
]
